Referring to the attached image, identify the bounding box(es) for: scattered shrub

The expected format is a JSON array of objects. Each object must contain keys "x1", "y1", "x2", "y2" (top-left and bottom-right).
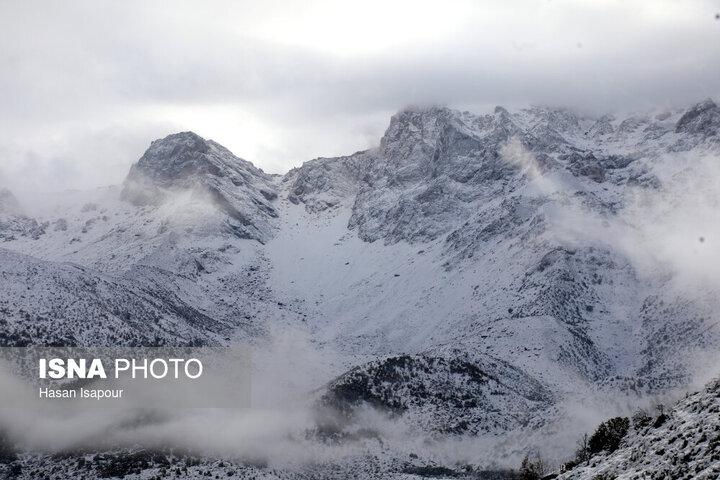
[
  {"x1": 653, "y1": 413, "x2": 668, "y2": 428},
  {"x1": 631, "y1": 409, "x2": 652, "y2": 430},
  {"x1": 519, "y1": 453, "x2": 547, "y2": 480},
  {"x1": 588, "y1": 417, "x2": 630, "y2": 454}
]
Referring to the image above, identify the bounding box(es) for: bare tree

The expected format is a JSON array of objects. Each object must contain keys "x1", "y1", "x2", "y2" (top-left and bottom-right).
[
  {"x1": 575, "y1": 433, "x2": 590, "y2": 465},
  {"x1": 519, "y1": 452, "x2": 547, "y2": 480}
]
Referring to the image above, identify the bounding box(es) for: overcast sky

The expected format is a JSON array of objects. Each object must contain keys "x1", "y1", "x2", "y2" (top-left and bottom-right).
[{"x1": 1, "y1": 0, "x2": 719, "y2": 193}]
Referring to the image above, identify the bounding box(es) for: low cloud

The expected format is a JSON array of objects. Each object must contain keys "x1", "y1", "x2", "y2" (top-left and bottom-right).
[{"x1": 1, "y1": 1, "x2": 719, "y2": 192}]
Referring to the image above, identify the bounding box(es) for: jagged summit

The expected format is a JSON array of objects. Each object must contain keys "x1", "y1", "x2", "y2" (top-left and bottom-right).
[
  {"x1": 675, "y1": 97, "x2": 720, "y2": 137},
  {"x1": 683, "y1": 97, "x2": 717, "y2": 113},
  {"x1": 379, "y1": 105, "x2": 455, "y2": 151},
  {"x1": 121, "y1": 131, "x2": 279, "y2": 242},
  {"x1": 122, "y1": 131, "x2": 270, "y2": 198},
  {"x1": 393, "y1": 104, "x2": 452, "y2": 115}
]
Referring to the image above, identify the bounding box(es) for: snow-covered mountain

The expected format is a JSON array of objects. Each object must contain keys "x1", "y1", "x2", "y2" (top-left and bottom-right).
[
  {"x1": 0, "y1": 99, "x2": 719, "y2": 477},
  {"x1": 122, "y1": 131, "x2": 279, "y2": 243},
  {"x1": 276, "y1": 100, "x2": 719, "y2": 393}
]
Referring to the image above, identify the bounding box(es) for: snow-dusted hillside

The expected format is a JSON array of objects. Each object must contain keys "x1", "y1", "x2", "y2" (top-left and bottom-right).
[
  {"x1": 0, "y1": 247, "x2": 231, "y2": 346},
  {"x1": 319, "y1": 349, "x2": 553, "y2": 436},
  {"x1": 558, "y1": 378, "x2": 720, "y2": 479},
  {"x1": 0, "y1": 99, "x2": 719, "y2": 477}
]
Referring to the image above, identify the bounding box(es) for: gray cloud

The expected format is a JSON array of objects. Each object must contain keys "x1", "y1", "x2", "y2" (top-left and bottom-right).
[{"x1": 1, "y1": 0, "x2": 719, "y2": 192}]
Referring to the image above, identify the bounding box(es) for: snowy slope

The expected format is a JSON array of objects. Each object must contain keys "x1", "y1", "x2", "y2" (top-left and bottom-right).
[
  {"x1": 0, "y1": 247, "x2": 228, "y2": 346},
  {"x1": 558, "y1": 378, "x2": 720, "y2": 480}
]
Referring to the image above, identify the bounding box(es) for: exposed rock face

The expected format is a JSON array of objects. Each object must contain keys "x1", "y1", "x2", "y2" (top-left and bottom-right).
[
  {"x1": 675, "y1": 98, "x2": 720, "y2": 137},
  {"x1": 0, "y1": 188, "x2": 45, "y2": 241},
  {"x1": 347, "y1": 107, "x2": 522, "y2": 243},
  {"x1": 284, "y1": 151, "x2": 372, "y2": 212},
  {"x1": 587, "y1": 115, "x2": 615, "y2": 137},
  {"x1": 122, "y1": 131, "x2": 279, "y2": 242},
  {"x1": 288, "y1": 103, "x2": 672, "y2": 244}
]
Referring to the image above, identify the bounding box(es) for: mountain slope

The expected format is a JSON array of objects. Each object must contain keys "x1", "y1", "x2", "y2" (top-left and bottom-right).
[
  {"x1": 558, "y1": 379, "x2": 720, "y2": 479},
  {"x1": 0, "y1": 247, "x2": 225, "y2": 346}
]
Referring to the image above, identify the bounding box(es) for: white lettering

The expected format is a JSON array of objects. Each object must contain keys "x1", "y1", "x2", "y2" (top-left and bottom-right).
[{"x1": 185, "y1": 358, "x2": 203, "y2": 379}]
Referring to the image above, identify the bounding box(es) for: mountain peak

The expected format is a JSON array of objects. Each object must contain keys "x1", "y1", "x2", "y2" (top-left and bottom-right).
[
  {"x1": 380, "y1": 105, "x2": 456, "y2": 152},
  {"x1": 396, "y1": 104, "x2": 452, "y2": 116},
  {"x1": 493, "y1": 105, "x2": 510, "y2": 116},
  {"x1": 153, "y1": 130, "x2": 205, "y2": 143},
  {"x1": 523, "y1": 105, "x2": 581, "y2": 134},
  {"x1": 140, "y1": 131, "x2": 211, "y2": 174},
  {"x1": 123, "y1": 132, "x2": 266, "y2": 194},
  {"x1": 121, "y1": 133, "x2": 278, "y2": 242},
  {"x1": 675, "y1": 98, "x2": 720, "y2": 136},
  {"x1": 693, "y1": 97, "x2": 717, "y2": 111},
  {"x1": 388, "y1": 105, "x2": 455, "y2": 129}
]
